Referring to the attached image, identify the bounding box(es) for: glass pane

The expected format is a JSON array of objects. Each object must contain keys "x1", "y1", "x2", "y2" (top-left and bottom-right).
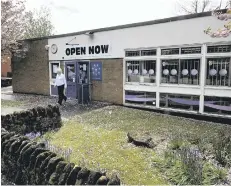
[
  {"x1": 160, "y1": 93, "x2": 199, "y2": 111},
  {"x1": 181, "y1": 47, "x2": 201, "y2": 54},
  {"x1": 206, "y1": 57, "x2": 230, "y2": 86},
  {"x1": 51, "y1": 63, "x2": 59, "y2": 79},
  {"x1": 207, "y1": 45, "x2": 231, "y2": 53},
  {"x1": 204, "y1": 96, "x2": 231, "y2": 115},
  {"x1": 126, "y1": 60, "x2": 156, "y2": 83},
  {"x1": 161, "y1": 48, "x2": 179, "y2": 55},
  {"x1": 126, "y1": 61, "x2": 140, "y2": 82},
  {"x1": 161, "y1": 59, "x2": 179, "y2": 84},
  {"x1": 66, "y1": 64, "x2": 76, "y2": 82},
  {"x1": 141, "y1": 49, "x2": 156, "y2": 56},
  {"x1": 125, "y1": 91, "x2": 156, "y2": 107},
  {"x1": 179, "y1": 59, "x2": 200, "y2": 85},
  {"x1": 125, "y1": 51, "x2": 140, "y2": 57}
]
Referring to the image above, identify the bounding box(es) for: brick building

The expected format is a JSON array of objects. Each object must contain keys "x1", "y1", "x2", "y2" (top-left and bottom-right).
[
  {"x1": 12, "y1": 10, "x2": 231, "y2": 118},
  {"x1": 1, "y1": 55, "x2": 12, "y2": 77}
]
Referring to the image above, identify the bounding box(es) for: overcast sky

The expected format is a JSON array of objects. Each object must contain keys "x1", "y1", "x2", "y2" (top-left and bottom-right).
[
  {"x1": 25, "y1": 0, "x2": 226, "y2": 35},
  {"x1": 25, "y1": 0, "x2": 180, "y2": 35}
]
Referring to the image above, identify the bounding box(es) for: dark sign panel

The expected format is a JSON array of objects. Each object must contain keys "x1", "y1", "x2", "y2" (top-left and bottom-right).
[
  {"x1": 181, "y1": 47, "x2": 201, "y2": 54},
  {"x1": 161, "y1": 48, "x2": 179, "y2": 55},
  {"x1": 90, "y1": 62, "x2": 102, "y2": 81}
]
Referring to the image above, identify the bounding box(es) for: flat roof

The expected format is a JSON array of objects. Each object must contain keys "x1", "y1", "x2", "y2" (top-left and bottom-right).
[{"x1": 22, "y1": 9, "x2": 227, "y2": 41}]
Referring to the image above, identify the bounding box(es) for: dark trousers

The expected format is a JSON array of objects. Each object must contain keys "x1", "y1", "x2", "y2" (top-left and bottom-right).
[{"x1": 57, "y1": 85, "x2": 67, "y2": 105}]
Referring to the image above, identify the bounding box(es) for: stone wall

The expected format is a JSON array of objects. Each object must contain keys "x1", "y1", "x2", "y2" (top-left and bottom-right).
[
  {"x1": 91, "y1": 58, "x2": 123, "y2": 105},
  {"x1": 1, "y1": 105, "x2": 62, "y2": 135},
  {"x1": 12, "y1": 39, "x2": 50, "y2": 95},
  {"x1": 1, "y1": 128, "x2": 121, "y2": 185}
]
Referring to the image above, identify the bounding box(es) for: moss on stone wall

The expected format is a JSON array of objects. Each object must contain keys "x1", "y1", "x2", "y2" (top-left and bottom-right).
[
  {"x1": 1, "y1": 105, "x2": 62, "y2": 135},
  {"x1": 1, "y1": 128, "x2": 120, "y2": 185}
]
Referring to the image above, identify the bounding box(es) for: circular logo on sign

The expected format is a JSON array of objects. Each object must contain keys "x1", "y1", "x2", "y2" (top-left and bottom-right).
[{"x1": 51, "y1": 44, "x2": 58, "y2": 54}]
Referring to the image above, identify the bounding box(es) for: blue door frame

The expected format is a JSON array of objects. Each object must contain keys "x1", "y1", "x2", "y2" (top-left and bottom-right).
[{"x1": 65, "y1": 61, "x2": 78, "y2": 99}]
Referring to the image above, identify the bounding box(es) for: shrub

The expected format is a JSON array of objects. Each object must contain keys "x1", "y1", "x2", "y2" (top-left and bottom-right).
[
  {"x1": 212, "y1": 130, "x2": 231, "y2": 167},
  {"x1": 203, "y1": 162, "x2": 227, "y2": 185},
  {"x1": 178, "y1": 146, "x2": 203, "y2": 185}
]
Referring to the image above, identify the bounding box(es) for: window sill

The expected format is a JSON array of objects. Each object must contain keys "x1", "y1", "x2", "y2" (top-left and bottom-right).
[
  {"x1": 205, "y1": 86, "x2": 231, "y2": 90},
  {"x1": 160, "y1": 84, "x2": 200, "y2": 88},
  {"x1": 125, "y1": 82, "x2": 156, "y2": 86}
]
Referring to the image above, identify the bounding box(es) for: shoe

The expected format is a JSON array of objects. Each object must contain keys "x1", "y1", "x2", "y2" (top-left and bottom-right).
[{"x1": 64, "y1": 97, "x2": 67, "y2": 102}]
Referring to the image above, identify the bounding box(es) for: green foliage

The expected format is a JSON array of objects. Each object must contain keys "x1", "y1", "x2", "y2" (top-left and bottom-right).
[
  {"x1": 169, "y1": 137, "x2": 184, "y2": 150},
  {"x1": 212, "y1": 130, "x2": 231, "y2": 167},
  {"x1": 39, "y1": 106, "x2": 231, "y2": 185},
  {"x1": 23, "y1": 6, "x2": 54, "y2": 39},
  {"x1": 203, "y1": 162, "x2": 227, "y2": 185}
]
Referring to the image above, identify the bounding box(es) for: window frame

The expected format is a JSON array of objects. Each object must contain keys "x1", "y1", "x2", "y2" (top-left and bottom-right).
[
  {"x1": 204, "y1": 56, "x2": 231, "y2": 87},
  {"x1": 160, "y1": 58, "x2": 201, "y2": 86},
  {"x1": 50, "y1": 61, "x2": 60, "y2": 80},
  {"x1": 125, "y1": 59, "x2": 157, "y2": 85},
  {"x1": 207, "y1": 45, "x2": 231, "y2": 54}
]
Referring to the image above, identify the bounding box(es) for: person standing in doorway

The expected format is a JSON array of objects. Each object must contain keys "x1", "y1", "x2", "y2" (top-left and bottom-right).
[{"x1": 54, "y1": 68, "x2": 67, "y2": 105}]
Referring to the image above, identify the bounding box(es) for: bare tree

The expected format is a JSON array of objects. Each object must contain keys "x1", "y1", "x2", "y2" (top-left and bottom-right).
[
  {"x1": 23, "y1": 6, "x2": 54, "y2": 39},
  {"x1": 176, "y1": 0, "x2": 229, "y2": 14}
]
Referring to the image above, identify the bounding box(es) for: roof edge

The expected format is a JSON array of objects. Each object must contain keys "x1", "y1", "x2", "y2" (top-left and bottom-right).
[{"x1": 19, "y1": 9, "x2": 227, "y2": 42}]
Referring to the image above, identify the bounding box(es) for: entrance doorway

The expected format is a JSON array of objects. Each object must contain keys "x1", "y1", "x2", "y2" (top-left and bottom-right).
[
  {"x1": 65, "y1": 61, "x2": 77, "y2": 99},
  {"x1": 64, "y1": 60, "x2": 90, "y2": 99}
]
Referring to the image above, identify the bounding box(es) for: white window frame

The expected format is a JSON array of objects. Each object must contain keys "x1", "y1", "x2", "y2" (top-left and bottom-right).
[
  {"x1": 125, "y1": 47, "x2": 157, "y2": 86},
  {"x1": 49, "y1": 61, "x2": 60, "y2": 96}
]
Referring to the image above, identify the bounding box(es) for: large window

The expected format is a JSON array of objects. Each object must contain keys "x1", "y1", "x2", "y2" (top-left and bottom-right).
[
  {"x1": 160, "y1": 93, "x2": 200, "y2": 111},
  {"x1": 125, "y1": 91, "x2": 156, "y2": 107},
  {"x1": 204, "y1": 96, "x2": 231, "y2": 115},
  {"x1": 126, "y1": 60, "x2": 156, "y2": 83},
  {"x1": 161, "y1": 59, "x2": 200, "y2": 85},
  {"x1": 206, "y1": 57, "x2": 231, "y2": 87}
]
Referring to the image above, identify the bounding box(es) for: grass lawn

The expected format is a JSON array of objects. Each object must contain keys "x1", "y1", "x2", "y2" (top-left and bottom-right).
[
  {"x1": 42, "y1": 106, "x2": 231, "y2": 185},
  {"x1": 1, "y1": 99, "x2": 24, "y2": 108}
]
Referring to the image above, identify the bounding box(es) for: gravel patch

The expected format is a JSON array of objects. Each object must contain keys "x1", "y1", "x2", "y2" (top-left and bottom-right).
[{"x1": 1, "y1": 93, "x2": 112, "y2": 119}]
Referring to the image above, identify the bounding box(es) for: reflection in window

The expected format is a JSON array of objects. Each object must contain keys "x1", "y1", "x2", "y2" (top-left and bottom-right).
[
  {"x1": 160, "y1": 93, "x2": 199, "y2": 111},
  {"x1": 206, "y1": 57, "x2": 231, "y2": 87},
  {"x1": 126, "y1": 60, "x2": 156, "y2": 83},
  {"x1": 204, "y1": 96, "x2": 231, "y2": 115},
  {"x1": 51, "y1": 63, "x2": 59, "y2": 79},
  {"x1": 125, "y1": 91, "x2": 156, "y2": 106}
]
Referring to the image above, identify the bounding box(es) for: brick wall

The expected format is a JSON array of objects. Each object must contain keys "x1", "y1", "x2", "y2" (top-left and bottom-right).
[
  {"x1": 12, "y1": 39, "x2": 50, "y2": 95},
  {"x1": 91, "y1": 59, "x2": 123, "y2": 105},
  {"x1": 1, "y1": 55, "x2": 11, "y2": 77}
]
